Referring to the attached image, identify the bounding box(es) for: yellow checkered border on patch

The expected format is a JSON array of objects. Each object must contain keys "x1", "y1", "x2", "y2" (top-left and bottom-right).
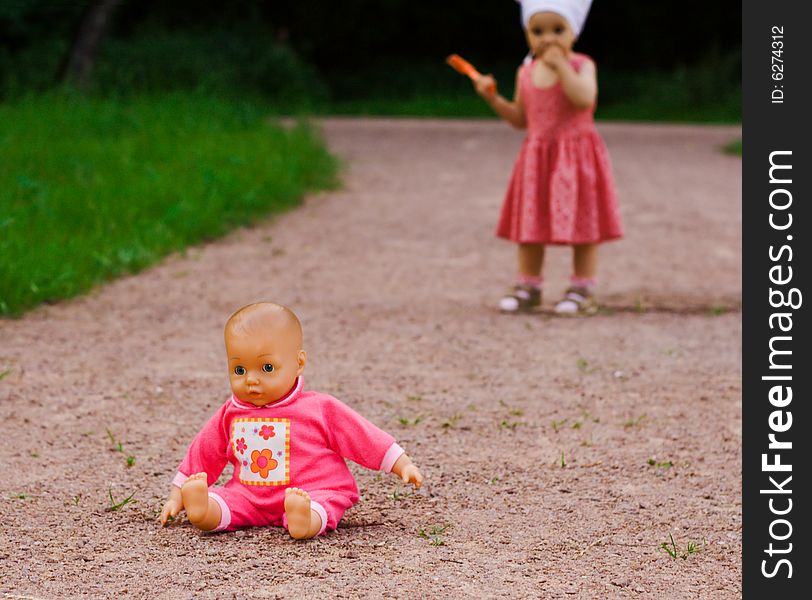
[{"x1": 232, "y1": 417, "x2": 291, "y2": 486}]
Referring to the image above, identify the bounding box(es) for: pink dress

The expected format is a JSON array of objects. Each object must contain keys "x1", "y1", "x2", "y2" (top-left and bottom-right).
[{"x1": 496, "y1": 53, "x2": 623, "y2": 245}]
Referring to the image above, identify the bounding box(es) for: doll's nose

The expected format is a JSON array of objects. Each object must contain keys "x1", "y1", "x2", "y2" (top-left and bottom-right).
[{"x1": 246, "y1": 373, "x2": 260, "y2": 385}]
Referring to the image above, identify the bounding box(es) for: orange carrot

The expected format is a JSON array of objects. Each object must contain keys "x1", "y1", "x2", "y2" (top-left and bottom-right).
[{"x1": 446, "y1": 54, "x2": 496, "y2": 94}]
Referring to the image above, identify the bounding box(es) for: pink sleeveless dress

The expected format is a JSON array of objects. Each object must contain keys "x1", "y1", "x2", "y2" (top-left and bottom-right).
[{"x1": 496, "y1": 53, "x2": 623, "y2": 245}]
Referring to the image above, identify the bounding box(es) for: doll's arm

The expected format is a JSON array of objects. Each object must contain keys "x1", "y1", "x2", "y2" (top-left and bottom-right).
[
  {"x1": 390, "y1": 453, "x2": 423, "y2": 488},
  {"x1": 474, "y1": 67, "x2": 527, "y2": 129},
  {"x1": 173, "y1": 404, "x2": 230, "y2": 487},
  {"x1": 544, "y1": 47, "x2": 597, "y2": 109},
  {"x1": 159, "y1": 404, "x2": 230, "y2": 526},
  {"x1": 324, "y1": 396, "x2": 418, "y2": 476}
]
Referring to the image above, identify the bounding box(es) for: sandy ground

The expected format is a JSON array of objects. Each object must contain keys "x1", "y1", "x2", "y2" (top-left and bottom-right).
[{"x1": 0, "y1": 119, "x2": 742, "y2": 599}]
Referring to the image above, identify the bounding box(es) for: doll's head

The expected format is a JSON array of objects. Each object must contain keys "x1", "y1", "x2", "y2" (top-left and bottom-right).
[
  {"x1": 224, "y1": 302, "x2": 306, "y2": 407},
  {"x1": 516, "y1": 0, "x2": 593, "y2": 57}
]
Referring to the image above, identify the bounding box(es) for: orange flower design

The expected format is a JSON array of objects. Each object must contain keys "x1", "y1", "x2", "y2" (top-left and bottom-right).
[{"x1": 250, "y1": 448, "x2": 278, "y2": 479}]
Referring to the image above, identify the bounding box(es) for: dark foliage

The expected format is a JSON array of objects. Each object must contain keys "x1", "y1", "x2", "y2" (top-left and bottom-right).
[{"x1": 1, "y1": 0, "x2": 740, "y2": 118}]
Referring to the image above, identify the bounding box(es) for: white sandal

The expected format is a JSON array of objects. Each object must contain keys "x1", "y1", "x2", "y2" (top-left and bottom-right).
[
  {"x1": 499, "y1": 285, "x2": 542, "y2": 313},
  {"x1": 554, "y1": 287, "x2": 598, "y2": 315}
]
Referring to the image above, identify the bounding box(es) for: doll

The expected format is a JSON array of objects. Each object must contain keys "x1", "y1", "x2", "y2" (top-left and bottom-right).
[
  {"x1": 472, "y1": 0, "x2": 623, "y2": 314},
  {"x1": 159, "y1": 302, "x2": 423, "y2": 538}
]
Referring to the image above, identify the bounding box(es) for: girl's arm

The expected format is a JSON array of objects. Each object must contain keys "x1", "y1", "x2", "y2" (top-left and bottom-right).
[
  {"x1": 474, "y1": 67, "x2": 527, "y2": 129},
  {"x1": 543, "y1": 46, "x2": 597, "y2": 109}
]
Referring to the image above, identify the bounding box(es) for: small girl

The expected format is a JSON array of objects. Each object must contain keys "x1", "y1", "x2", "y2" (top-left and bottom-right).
[{"x1": 473, "y1": 0, "x2": 623, "y2": 314}]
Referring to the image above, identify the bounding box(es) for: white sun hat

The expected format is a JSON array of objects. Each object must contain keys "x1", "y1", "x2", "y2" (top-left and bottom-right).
[{"x1": 516, "y1": 0, "x2": 594, "y2": 36}]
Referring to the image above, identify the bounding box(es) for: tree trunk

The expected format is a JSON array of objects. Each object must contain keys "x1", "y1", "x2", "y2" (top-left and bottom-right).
[{"x1": 58, "y1": 0, "x2": 123, "y2": 88}]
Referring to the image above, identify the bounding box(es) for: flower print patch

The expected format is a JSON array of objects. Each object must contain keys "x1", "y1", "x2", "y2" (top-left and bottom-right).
[
  {"x1": 232, "y1": 418, "x2": 290, "y2": 485},
  {"x1": 250, "y1": 449, "x2": 278, "y2": 478}
]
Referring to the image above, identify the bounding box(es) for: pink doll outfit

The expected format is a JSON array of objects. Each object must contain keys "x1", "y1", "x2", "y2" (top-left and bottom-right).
[
  {"x1": 496, "y1": 53, "x2": 623, "y2": 245},
  {"x1": 172, "y1": 377, "x2": 404, "y2": 534}
]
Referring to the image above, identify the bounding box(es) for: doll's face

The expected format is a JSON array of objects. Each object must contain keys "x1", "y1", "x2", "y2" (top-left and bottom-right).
[
  {"x1": 525, "y1": 11, "x2": 576, "y2": 57},
  {"x1": 225, "y1": 318, "x2": 306, "y2": 407}
]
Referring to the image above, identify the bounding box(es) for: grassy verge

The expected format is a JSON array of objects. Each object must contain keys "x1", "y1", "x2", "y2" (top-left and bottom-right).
[
  {"x1": 723, "y1": 139, "x2": 742, "y2": 156},
  {"x1": 0, "y1": 93, "x2": 339, "y2": 317},
  {"x1": 320, "y1": 94, "x2": 740, "y2": 123}
]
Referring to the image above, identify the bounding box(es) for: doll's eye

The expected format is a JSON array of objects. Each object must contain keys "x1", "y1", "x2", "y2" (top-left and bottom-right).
[
  {"x1": 532, "y1": 27, "x2": 543, "y2": 35},
  {"x1": 554, "y1": 26, "x2": 564, "y2": 34},
  {"x1": 262, "y1": 364, "x2": 274, "y2": 373},
  {"x1": 234, "y1": 366, "x2": 246, "y2": 375}
]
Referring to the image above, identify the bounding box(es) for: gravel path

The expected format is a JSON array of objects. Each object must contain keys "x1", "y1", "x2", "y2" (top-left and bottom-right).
[{"x1": 0, "y1": 119, "x2": 742, "y2": 599}]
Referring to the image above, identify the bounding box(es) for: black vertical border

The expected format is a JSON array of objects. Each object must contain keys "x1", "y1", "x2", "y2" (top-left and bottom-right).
[{"x1": 742, "y1": 0, "x2": 810, "y2": 597}]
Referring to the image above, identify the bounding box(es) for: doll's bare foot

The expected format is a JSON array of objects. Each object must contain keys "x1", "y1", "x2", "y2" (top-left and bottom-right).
[
  {"x1": 284, "y1": 488, "x2": 321, "y2": 539},
  {"x1": 181, "y1": 473, "x2": 215, "y2": 527}
]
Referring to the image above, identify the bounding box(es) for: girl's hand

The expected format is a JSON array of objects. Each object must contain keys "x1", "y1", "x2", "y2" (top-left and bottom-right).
[
  {"x1": 474, "y1": 74, "x2": 497, "y2": 99},
  {"x1": 541, "y1": 45, "x2": 568, "y2": 70},
  {"x1": 159, "y1": 487, "x2": 184, "y2": 526}
]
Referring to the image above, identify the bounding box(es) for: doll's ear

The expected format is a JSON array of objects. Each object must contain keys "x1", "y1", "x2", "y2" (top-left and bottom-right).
[{"x1": 296, "y1": 350, "x2": 307, "y2": 375}]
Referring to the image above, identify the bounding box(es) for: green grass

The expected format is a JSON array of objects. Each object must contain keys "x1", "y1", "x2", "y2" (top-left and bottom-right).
[
  {"x1": 398, "y1": 415, "x2": 424, "y2": 426},
  {"x1": 418, "y1": 524, "x2": 448, "y2": 546},
  {"x1": 660, "y1": 534, "x2": 703, "y2": 560},
  {"x1": 0, "y1": 92, "x2": 338, "y2": 317},
  {"x1": 723, "y1": 139, "x2": 742, "y2": 156},
  {"x1": 106, "y1": 429, "x2": 124, "y2": 452},
  {"x1": 647, "y1": 458, "x2": 673, "y2": 469},
  {"x1": 105, "y1": 487, "x2": 137, "y2": 512},
  {"x1": 320, "y1": 91, "x2": 740, "y2": 123},
  {"x1": 622, "y1": 414, "x2": 647, "y2": 429},
  {"x1": 389, "y1": 484, "x2": 413, "y2": 503}
]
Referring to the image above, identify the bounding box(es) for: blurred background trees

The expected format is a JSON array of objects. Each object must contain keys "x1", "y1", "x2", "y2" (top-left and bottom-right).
[
  {"x1": 0, "y1": 0, "x2": 740, "y2": 315},
  {"x1": 0, "y1": 0, "x2": 740, "y2": 120}
]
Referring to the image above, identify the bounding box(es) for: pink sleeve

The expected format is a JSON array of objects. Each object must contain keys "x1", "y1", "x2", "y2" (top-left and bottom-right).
[
  {"x1": 322, "y1": 396, "x2": 402, "y2": 472},
  {"x1": 174, "y1": 402, "x2": 230, "y2": 488}
]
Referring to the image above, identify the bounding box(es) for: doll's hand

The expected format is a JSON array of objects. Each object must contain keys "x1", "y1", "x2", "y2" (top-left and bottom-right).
[
  {"x1": 399, "y1": 463, "x2": 424, "y2": 489},
  {"x1": 541, "y1": 44, "x2": 568, "y2": 70},
  {"x1": 159, "y1": 487, "x2": 184, "y2": 526},
  {"x1": 474, "y1": 74, "x2": 497, "y2": 99},
  {"x1": 392, "y1": 453, "x2": 424, "y2": 489}
]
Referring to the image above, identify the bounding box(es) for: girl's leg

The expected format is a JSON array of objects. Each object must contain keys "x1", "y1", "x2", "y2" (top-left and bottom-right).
[
  {"x1": 572, "y1": 243, "x2": 598, "y2": 281},
  {"x1": 518, "y1": 243, "x2": 545, "y2": 280},
  {"x1": 499, "y1": 243, "x2": 545, "y2": 312},
  {"x1": 499, "y1": 243, "x2": 546, "y2": 313},
  {"x1": 555, "y1": 244, "x2": 600, "y2": 315}
]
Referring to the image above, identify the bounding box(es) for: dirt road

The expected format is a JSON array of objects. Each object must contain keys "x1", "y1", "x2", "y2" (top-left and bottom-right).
[{"x1": 0, "y1": 119, "x2": 742, "y2": 599}]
